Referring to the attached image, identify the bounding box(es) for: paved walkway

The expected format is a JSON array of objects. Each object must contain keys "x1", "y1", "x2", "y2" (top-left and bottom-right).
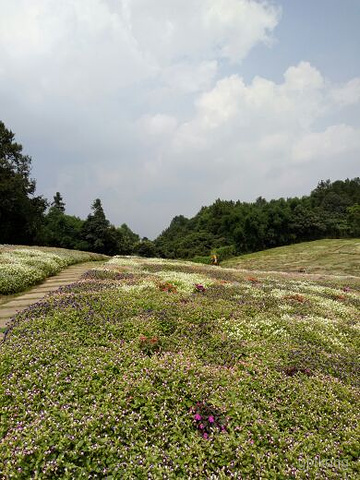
[{"x1": 0, "y1": 262, "x2": 103, "y2": 341}]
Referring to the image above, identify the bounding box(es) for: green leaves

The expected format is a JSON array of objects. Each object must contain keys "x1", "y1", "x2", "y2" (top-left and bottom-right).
[
  {"x1": 0, "y1": 120, "x2": 46, "y2": 244},
  {"x1": 0, "y1": 256, "x2": 359, "y2": 478}
]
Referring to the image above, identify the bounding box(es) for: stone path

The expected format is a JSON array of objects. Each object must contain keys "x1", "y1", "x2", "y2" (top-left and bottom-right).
[{"x1": 0, "y1": 262, "x2": 102, "y2": 341}]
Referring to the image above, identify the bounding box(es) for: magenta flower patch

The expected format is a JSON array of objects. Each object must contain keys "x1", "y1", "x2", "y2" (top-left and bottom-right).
[{"x1": 190, "y1": 401, "x2": 228, "y2": 439}]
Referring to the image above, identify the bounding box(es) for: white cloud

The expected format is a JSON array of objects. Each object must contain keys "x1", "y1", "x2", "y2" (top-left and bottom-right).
[
  {"x1": 292, "y1": 125, "x2": 360, "y2": 163},
  {"x1": 330, "y1": 78, "x2": 360, "y2": 107},
  {"x1": 0, "y1": 0, "x2": 155, "y2": 105},
  {"x1": 172, "y1": 62, "x2": 330, "y2": 151},
  {"x1": 141, "y1": 62, "x2": 360, "y2": 224},
  {"x1": 160, "y1": 61, "x2": 218, "y2": 93},
  {"x1": 124, "y1": 0, "x2": 280, "y2": 64},
  {"x1": 138, "y1": 114, "x2": 178, "y2": 137},
  {"x1": 283, "y1": 61, "x2": 324, "y2": 91},
  {"x1": 204, "y1": 0, "x2": 280, "y2": 62},
  {"x1": 195, "y1": 75, "x2": 246, "y2": 128},
  {"x1": 0, "y1": 1, "x2": 359, "y2": 237},
  {"x1": 0, "y1": 0, "x2": 280, "y2": 102}
]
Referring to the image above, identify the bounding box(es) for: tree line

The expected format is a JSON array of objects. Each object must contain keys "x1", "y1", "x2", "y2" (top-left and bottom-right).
[
  {"x1": 155, "y1": 178, "x2": 360, "y2": 261},
  {"x1": 1, "y1": 120, "x2": 359, "y2": 258},
  {"x1": 0, "y1": 120, "x2": 143, "y2": 255}
]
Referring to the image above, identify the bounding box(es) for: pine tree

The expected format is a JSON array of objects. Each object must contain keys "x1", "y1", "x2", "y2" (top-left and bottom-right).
[
  {"x1": 81, "y1": 198, "x2": 112, "y2": 254},
  {"x1": 51, "y1": 192, "x2": 65, "y2": 213}
]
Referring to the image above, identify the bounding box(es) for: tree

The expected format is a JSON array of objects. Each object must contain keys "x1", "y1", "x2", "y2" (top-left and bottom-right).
[
  {"x1": 81, "y1": 199, "x2": 111, "y2": 253},
  {"x1": 310, "y1": 179, "x2": 332, "y2": 207},
  {"x1": 0, "y1": 120, "x2": 46, "y2": 244},
  {"x1": 243, "y1": 209, "x2": 267, "y2": 251},
  {"x1": 81, "y1": 198, "x2": 125, "y2": 255},
  {"x1": 116, "y1": 223, "x2": 140, "y2": 254},
  {"x1": 134, "y1": 239, "x2": 157, "y2": 257},
  {"x1": 43, "y1": 211, "x2": 85, "y2": 250},
  {"x1": 51, "y1": 192, "x2": 65, "y2": 213},
  {"x1": 347, "y1": 204, "x2": 360, "y2": 237},
  {"x1": 289, "y1": 204, "x2": 326, "y2": 242}
]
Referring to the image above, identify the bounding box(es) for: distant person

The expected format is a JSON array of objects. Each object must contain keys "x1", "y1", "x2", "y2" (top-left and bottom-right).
[{"x1": 211, "y1": 254, "x2": 219, "y2": 266}]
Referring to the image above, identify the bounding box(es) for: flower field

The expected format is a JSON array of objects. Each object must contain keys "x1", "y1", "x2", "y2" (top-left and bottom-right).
[
  {"x1": 0, "y1": 246, "x2": 108, "y2": 295},
  {"x1": 0, "y1": 256, "x2": 359, "y2": 478}
]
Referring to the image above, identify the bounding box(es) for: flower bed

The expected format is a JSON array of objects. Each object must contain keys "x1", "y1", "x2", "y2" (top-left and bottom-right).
[
  {"x1": 0, "y1": 246, "x2": 107, "y2": 294},
  {"x1": 0, "y1": 256, "x2": 359, "y2": 477}
]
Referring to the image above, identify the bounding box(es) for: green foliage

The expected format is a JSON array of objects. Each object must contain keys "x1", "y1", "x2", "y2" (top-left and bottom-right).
[
  {"x1": 116, "y1": 223, "x2": 140, "y2": 254},
  {"x1": 0, "y1": 120, "x2": 47, "y2": 244},
  {"x1": 134, "y1": 239, "x2": 158, "y2": 257},
  {"x1": 80, "y1": 199, "x2": 140, "y2": 256},
  {"x1": 51, "y1": 192, "x2": 65, "y2": 213},
  {"x1": 42, "y1": 209, "x2": 86, "y2": 250},
  {"x1": 155, "y1": 178, "x2": 360, "y2": 259},
  {"x1": 213, "y1": 245, "x2": 236, "y2": 261},
  {"x1": 41, "y1": 196, "x2": 140, "y2": 256},
  {"x1": 81, "y1": 198, "x2": 112, "y2": 254},
  {"x1": 0, "y1": 256, "x2": 359, "y2": 477},
  {"x1": 347, "y1": 204, "x2": 360, "y2": 236}
]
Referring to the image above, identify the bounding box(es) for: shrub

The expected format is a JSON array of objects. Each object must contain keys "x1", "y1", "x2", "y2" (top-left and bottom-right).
[
  {"x1": 191, "y1": 256, "x2": 212, "y2": 264},
  {"x1": 213, "y1": 245, "x2": 236, "y2": 261}
]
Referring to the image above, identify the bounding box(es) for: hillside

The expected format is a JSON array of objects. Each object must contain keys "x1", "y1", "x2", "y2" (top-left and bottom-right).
[
  {"x1": 0, "y1": 255, "x2": 359, "y2": 477},
  {"x1": 222, "y1": 239, "x2": 360, "y2": 277},
  {"x1": 155, "y1": 178, "x2": 360, "y2": 260}
]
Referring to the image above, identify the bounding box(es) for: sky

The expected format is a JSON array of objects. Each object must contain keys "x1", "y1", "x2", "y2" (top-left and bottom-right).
[{"x1": 0, "y1": 0, "x2": 359, "y2": 238}]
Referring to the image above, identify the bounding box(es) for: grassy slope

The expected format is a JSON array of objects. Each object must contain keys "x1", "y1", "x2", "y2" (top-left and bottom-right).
[
  {"x1": 223, "y1": 239, "x2": 360, "y2": 277},
  {"x1": 0, "y1": 256, "x2": 359, "y2": 478}
]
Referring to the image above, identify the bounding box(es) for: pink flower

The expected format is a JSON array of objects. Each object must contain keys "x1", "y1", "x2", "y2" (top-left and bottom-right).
[
  {"x1": 203, "y1": 433, "x2": 208, "y2": 439},
  {"x1": 194, "y1": 413, "x2": 202, "y2": 421},
  {"x1": 199, "y1": 423, "x2": 205, "y2": 430},
  {"x1": 208, "y1": 416, "x2": 215, "y2": 423}
]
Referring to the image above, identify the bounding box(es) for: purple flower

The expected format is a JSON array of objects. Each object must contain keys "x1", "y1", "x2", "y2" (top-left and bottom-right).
[
  {"x1": 203, "y1": 433, "x2": 208, "y2": 439},
  {"x1": 194, "y1": 413, "x2": 202, "y2": 421},
  {"x1": 195, "y1": 284, "x2": 206, "y2": 292},
  {"x1": 208, "y1": 416, "x2": 215, "y2": 423}
]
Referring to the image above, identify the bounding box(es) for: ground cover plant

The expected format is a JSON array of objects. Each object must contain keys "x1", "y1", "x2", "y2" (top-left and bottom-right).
[
  {"x1": 223, "y1": 239, "x2": 360, "y2": 277},
  {"x1": 0, "y1": 255, "x2": 359, "y2": 478},
  {"x1": 0, "y1": 245, "x2": 108, "y2": 295}
]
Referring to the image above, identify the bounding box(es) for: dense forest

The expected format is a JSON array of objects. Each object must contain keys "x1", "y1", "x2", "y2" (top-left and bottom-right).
[
  {"x1": 1, "y1": 120, "x2": 360, "y2": 259},
  {"x1": 155, "y1": 179, "x2": 360, "y2": 261}
]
